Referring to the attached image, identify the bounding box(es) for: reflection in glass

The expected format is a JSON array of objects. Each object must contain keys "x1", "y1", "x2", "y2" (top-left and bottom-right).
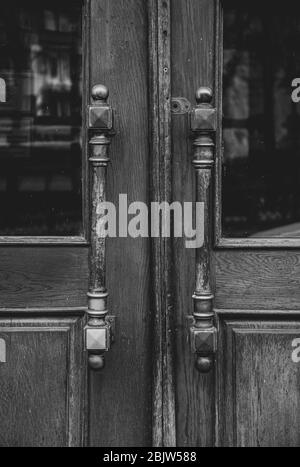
[
  {"x1": 222, "y1": 1, "x2": 300, "y2": 238},
  {"x1": 0, "y1": 0, "x2": 83, "y2": 236}
]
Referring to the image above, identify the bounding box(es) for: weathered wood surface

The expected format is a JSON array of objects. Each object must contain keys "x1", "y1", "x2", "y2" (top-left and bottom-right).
[
  {"x1": 149, "y1": 0, "x2": 176, "y2": 447},
  {"x1": 0, "y1": 247, "x2": 88, "y2": 308},
  {"x1": 89, "y1": 0, "x2": 152, "y2": 447},
  {"x1": 218, "y1": 319, "x2": 300, "y2": 447},
  {"x1": 215, "y1": 251, "x2": 300, "y2": 310},
  {"x1": 0, "y1": 0, "x2": 89, "y2": 448},
  {"x1": 171, "y1": 0, "x2": 216, "y2": 447},
  {"x1": 0, "y1": 317, "x2": 85, "y2": 447}
]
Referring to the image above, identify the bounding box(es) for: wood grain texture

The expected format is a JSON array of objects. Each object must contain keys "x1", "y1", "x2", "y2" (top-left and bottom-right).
[
  {"x1": 171, "y1": 0, "x2": 216, "y2": 447},
  {"x1": 194, "y1": 169, "x2": 213, "y2": 296},
  {"x1": 215, "y1": 250, "x2": 300, "y2": 310},
  {"x1": 0, "y1": 1, "x2": 89, "y2": 447},
  {"x1": 213, "y1": 0, "x2": 300, "y2": 448},
  {"x1": 89, "y1": 0, "x2": 152, "y2": 447},
  {"x1": 219, "y1": 319, "x2": 300, "y2": 447},
  {"x1": 0, "y1": 247, "x2": 88, "y2": 308},
  {"x1": 0, "y1": 316, "x2": 86, "y2": 447},
  {"x1": 0, "y1": 237, "x2": 87, "y2": 245},
  {"x1": 217, "y1": 237, "x2": 300, "y2": 249},
  {"x1": 149, "y1": 0, "x2": 176, "y2": 448},
  {"x1": 89, "y1": 162, "x2": 107, "y2": 294}
]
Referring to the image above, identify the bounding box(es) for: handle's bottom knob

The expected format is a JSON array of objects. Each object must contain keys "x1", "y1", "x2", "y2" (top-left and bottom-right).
[
  {"x1": 89, "y1": 354, "x2": 105, "y2": 371},
  {"x1": 195, "y1": 355, "x2": 213, "y2": 373}
]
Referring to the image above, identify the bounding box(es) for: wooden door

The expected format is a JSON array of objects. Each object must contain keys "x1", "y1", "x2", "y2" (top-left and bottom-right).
[
  {"x1": 2, "y1": 0, "x2": 299, "y2": 449},
  {"x1": 171, "y1": 0, "x2": 300, "y2": 447},
  {"x1": 0, "y1": 0, "x2": 152, "y2": 447}
]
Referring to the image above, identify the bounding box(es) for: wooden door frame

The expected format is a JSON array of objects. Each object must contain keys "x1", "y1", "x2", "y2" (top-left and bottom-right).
[
  {"x1": 148, "y1": 0, "x2": 220, "y2": 447},
  {"x1": 148, "y1": 0, "x2": 177, "y2": 448},
  {"x1": 149, "y1": 0, "x2": 217, "y2": 447}
]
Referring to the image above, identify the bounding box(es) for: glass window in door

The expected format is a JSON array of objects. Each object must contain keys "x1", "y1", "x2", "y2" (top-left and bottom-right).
[
  {"x1": 222, "y1": 0, "x2": 300, "y2": 239},
  {"x1": 0, "y1": 0, "x2": 83, "y2": 236}
]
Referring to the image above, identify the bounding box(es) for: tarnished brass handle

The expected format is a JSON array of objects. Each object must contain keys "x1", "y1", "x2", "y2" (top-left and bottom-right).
[
  {"x1": 189, "y1": 88, "x2": 217, "y2": 373},
  {"x1": 85, "y1": 85, "x2": 115, "y2": 371}
]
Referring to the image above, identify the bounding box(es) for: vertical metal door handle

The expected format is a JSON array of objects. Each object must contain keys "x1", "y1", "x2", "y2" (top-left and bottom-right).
[
  {"x1": 85, "y1": 85, "x2": 115, "y2": 371},
  {"x1": 189, "y1": 88, "x2": 217, "y2": 373}
]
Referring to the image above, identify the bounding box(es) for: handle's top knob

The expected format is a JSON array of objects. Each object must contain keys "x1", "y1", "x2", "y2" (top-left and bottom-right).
[
  {"x1": 92, "y1": 84, "x2": 109, "y2": 102},
  {"x1": 195, "y1": 87, "x2": 213, "y2": 105}
]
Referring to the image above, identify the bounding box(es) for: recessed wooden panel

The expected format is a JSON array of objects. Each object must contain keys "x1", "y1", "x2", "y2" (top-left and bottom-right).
[
  {"x1": 0, "y1": 248, "x2": 88, "y2": 308},
  {"x1": 215, "y1": 251, "x2": 300, "y2": 310},
  {"x1": 0, "y1": 317, "x2": 86, "y2": 447},
  {"x1": 219, "y1": 319, "x2": 300, "y2": 447}
]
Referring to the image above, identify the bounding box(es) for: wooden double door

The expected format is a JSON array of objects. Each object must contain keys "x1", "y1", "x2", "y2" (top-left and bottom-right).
[{"x1": 1, "y1": 0, "x2": 300, "y2": 447}]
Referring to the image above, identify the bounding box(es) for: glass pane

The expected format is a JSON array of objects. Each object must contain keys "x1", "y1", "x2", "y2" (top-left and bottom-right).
[
  {"x1": 0, "y1": 0, "x2": 83, "y2": 236},
  {"x1": 222, "y1": 1, "x2": 300, "y2": 238}
]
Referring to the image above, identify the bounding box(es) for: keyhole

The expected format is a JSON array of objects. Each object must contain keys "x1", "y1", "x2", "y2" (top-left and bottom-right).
[
  {"x1": 0, "y1": 338, "x2": 6, "y2": 363},
  {"x1": 0, "y1": 78, "x2": 6, "y2": 103}
]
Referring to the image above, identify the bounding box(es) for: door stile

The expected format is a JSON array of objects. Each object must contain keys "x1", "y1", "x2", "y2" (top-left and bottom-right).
[
  {"x1": 214, "y1": 0, "x2": 222, "y2": 447},
  {"x1": 170, "y1": 0, "x2": 218, "y2": 446},
  {"x1": 148, "y1": 0, "x2": 176, "y2": 448}
]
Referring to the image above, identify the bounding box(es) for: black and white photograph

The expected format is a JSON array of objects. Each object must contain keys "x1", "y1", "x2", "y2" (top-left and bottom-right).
[{"x1": 0, "y1": 0, "x2": 299, "y2": 451}]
